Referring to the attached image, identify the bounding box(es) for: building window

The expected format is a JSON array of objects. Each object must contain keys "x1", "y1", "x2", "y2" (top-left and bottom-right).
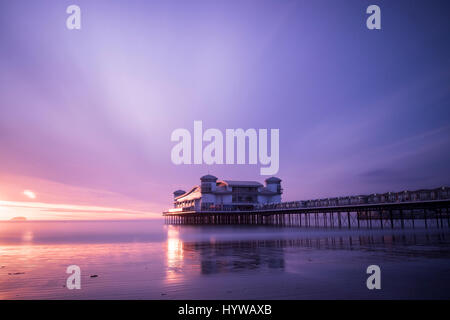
[{"x1": 201, "y1": 183, "x2": 212, "y2": 192}]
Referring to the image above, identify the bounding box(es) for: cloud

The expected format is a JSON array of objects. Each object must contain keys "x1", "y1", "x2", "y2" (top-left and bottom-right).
[{"x1": 0, "y1": 199, "x2": 155, "y2": 221}]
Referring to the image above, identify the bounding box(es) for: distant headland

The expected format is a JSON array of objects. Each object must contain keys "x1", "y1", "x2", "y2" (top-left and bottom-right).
[{"x1": 10, "y1": 217, "x2": 27, "y2": 221}]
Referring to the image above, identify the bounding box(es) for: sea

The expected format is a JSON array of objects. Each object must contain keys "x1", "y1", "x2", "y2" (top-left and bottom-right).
[{"x1": 1, "y1": 219, "x2": 449, "y2": 299}]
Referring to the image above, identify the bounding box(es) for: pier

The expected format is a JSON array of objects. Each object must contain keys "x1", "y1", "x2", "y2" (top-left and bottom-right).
[
  {"x1": 164, "y1": 198, "x2": 450, "y2": 229},
  {"x1": 165, "y1": 176, "x2": 450, "y2": 229}
]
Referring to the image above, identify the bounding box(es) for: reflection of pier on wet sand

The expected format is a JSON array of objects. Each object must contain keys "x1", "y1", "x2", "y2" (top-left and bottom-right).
[
  {"x1": 179, "y1": 231, "x2": 450, "y2": 275},
  {"x1": 164, "y1": 199, "x2": 450, "y2": 229}
]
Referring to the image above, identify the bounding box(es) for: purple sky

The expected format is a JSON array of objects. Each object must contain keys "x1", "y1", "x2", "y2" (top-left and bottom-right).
[{"x1": 0, "y1": 0, "x2": 449, "y2": 219}]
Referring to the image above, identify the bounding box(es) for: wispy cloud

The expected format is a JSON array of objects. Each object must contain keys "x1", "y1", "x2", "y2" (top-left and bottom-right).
[{"x1": 0, "y1": 199, "x2": 156, "y2": 220}]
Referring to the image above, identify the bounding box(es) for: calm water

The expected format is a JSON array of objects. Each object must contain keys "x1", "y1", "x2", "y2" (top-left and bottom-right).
[{"x1": 0, "y1": 219, "x2": 450, "y2": 299}]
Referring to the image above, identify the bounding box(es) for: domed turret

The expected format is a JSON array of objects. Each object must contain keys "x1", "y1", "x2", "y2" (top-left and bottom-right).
[
  {"x1": 173, "y1": 190, "x2": 186, "y2": 198},
  {"x1": 200, "y1": 174, "x2": 218, "y2": 182},
  {"x1": 265, "y1": 177, "x2": 281, "y2": 184},
  {"x1": 265, "y1": 177, "x2": 282, "y2": 194},
  {"x1": 200, "y1": 174, "x2": 217, "y2": 193}
]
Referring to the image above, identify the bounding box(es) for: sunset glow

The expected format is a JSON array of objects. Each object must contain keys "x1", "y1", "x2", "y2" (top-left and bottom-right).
[
  {"x1": 0, "y1": 174, "x2": 161, "y2": 220},
  {"x1": 0, "y1": 199, "x2": 152, "y2": 221},
  {"x1": 23, "y1": 190, "x2": 36, "y2": 199}
]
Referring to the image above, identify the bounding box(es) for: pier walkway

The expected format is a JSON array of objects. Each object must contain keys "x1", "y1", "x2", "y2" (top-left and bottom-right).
[{"x1": 163, "y1": 198, "x2": 450, "y2": 229}]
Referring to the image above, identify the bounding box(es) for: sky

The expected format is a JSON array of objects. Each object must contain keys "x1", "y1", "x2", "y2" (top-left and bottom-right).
[{"x1": 0, "y1": 0, "x2": 449, "y2": 220}]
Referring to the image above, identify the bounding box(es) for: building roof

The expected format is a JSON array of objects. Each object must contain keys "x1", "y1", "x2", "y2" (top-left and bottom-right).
[
  {"x1": 173, "y1": 190, "x2": 186, "y2": 196},
  {"x1": 174, "y1": 186, "x2": 201, "y2": 201},
  {"x1": 200, "y1": 174, "x2": 218, "y2": 181},
  {"x1": 265, "y1": 177, "x2": 281, "y2": 183},
  {"x1": 222, "y1": 180, "x2": 263, "y2": 187}
]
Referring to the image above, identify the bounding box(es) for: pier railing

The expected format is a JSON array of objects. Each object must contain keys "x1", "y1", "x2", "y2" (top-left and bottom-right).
[{"x1": 258, "y1": 187, "x2": 450, "y2": 211}]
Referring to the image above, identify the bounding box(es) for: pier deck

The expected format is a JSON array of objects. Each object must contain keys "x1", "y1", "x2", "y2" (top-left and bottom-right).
[{"x1": 163, "y1": 199, "x2": 450, "y2": 229}]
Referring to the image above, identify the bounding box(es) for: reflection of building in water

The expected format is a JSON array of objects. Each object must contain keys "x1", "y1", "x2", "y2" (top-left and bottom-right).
[
  {"x1": 166, "y1": 230, "x2": 449, "y2": 278},
  {"x1": 182, "y1": 240, "x2": 285, "y2": 275},
  {"x1": 171, "y1": 175, "x2": 282, "y2": 212},
  {"x1": 165, "y1": 225, "x2": 185, "y2": 282}
]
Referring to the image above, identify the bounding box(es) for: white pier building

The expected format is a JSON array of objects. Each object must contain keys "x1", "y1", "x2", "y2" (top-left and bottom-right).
[{"x1": 171, "y1": 175, "x2": 282, "y2": 212}]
